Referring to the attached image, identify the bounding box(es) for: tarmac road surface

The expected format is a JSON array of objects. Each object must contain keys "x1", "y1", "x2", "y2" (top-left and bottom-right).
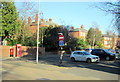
[{"x1": 2, "y1": 54, "x2": 120, "y2": 80}]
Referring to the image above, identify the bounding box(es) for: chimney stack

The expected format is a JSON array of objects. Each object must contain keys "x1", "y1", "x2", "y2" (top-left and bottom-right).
[
  {"x1": 28, "y1": 16, "x2": 32, "y2": 24},
  {"x1": 41, "y1": 19, "x2": 44, "y2": 22},
  {"x1": 49, "y1": 18, "x2": 52, "y2": 22},
  {"x1": 72, "y1": 26, "x2": 74, "y2": 30},
  {"x1": 35, "y1": 14, "x2": 38, "y2": 23},
  {"x1": 81, "y1": 25, "x2": 84, "y2": 29}
]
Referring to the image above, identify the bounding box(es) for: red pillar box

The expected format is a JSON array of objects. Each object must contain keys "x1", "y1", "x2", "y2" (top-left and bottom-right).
[
  {"x1": 10, "y1": 47, "x2": 14, "y2": 57},
  {"x1": 16, "y1": 44, "x2": 22, "y2": 57}
]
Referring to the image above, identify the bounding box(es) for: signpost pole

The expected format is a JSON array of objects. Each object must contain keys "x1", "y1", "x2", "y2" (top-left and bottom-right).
[
  {"x1": 58, "y1": 33, "x2": 64, "y2": 65},
  {"x1": 60, "y1": 46, "x2": 63, "y2": 64}
]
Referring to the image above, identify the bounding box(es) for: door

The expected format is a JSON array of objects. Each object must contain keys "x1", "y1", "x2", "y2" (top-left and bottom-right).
[
  {"x1": 81, "y1": 52, "x2": 87, "y2": 61},
  {"x1": 75, "y1": 52, "x2": 83, "y2": 61},
  {"x1": 73, "y1": 52, "x2": 82, "y2": 61}
]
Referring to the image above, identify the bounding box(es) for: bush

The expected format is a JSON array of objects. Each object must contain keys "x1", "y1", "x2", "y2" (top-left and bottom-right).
[{"x1": 76, "y1": 38, "x2": 88, "y2": 50}]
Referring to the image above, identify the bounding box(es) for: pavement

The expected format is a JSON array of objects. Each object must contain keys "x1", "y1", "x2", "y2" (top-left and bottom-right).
[
  {"x1": 1, "y1": 54, "x2": 120, "y2": 80},
  {"x1": 2, "y1": 59, "x2": 100, "y2": 80},
  {"x1": 0, "y1": 55, "x2": 2, "y2": 82}
]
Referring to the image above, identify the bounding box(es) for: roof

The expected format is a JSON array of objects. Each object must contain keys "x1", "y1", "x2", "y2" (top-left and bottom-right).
[
  {"x1": 42, "y1": 21, "x2": 59, "y2": 27},
  {"x1": 69, "y1": 28, "x2": 87, "y2": 32},
  {"x1": 30, "y1": 19, "x2": 59, "y2": 27},
  {"x1": 73, "y1": 51, "x2": 87, "y2": 52},
  {"x1": 102, "y1": 34, "x2": 117, "y2": 37}
]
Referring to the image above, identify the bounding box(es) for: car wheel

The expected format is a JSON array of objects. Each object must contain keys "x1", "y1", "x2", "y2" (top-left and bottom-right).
[
  {"x1": 106, "y1": 56, "x2": 110, "y2": 61},
  {"x1": 71, "y1": 57, "x2": 75, "y2": 62},
  {"x1": 86, "y1": 58, "x2": 91, "y2": 63}
]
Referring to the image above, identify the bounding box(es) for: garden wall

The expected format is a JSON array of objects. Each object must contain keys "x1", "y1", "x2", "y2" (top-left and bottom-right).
[{"x1": 1, "y1": 45, "x2": 45, "y2": 58}]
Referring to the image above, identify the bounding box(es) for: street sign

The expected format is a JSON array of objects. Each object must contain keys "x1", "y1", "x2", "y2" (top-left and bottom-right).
[
  {"x1": 59, "y1": 35, "x2": 64, "y2": 41},
  {"x1": 59, "y1": 41, "x2": 64, "y2": 46}
]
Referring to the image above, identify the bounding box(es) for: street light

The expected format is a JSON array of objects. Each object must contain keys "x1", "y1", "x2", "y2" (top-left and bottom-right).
[{"x1": 36, "y1": 0, "x2": 40, "y2": 64}]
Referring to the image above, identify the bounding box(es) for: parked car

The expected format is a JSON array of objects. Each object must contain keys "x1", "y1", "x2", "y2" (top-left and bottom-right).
[
  {"x1": 115, "y1": 54, "x2": 120, "y2": 60},
  {"x1": 107, "y1": 49, "x2": 116, "y2": 53},
  {"x1": 91, "y1": 49, "x2": 116, "y2": 61},
  {"x1": 115, "y1": 49, "x2": 120, "y2": 54},
  {"x1": 85, "y1": 48, "x2": 94, "y2": 53},
  {"x1": 70, "y1": 51, "x2": 100, "y2": 63}
]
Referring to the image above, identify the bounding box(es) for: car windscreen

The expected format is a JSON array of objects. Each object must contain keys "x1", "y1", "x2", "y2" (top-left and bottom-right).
[
  {"x1": 104, "y1": 49, "x2": 113, "y2": 54},
  {"x1": 83, "y1": 52, "x2": 91, "y2": 55},
  {"x1": 108, "y1": 49, "x2": 115, "y2": 52}
]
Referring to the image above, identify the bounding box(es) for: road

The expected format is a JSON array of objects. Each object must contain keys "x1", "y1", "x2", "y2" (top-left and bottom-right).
[
  {"x1": 39, "y1": 54, "x2": 120, "y2": 74},
  {"x1": 2, "y1": 54, "x2": 120, "y2": 80}
]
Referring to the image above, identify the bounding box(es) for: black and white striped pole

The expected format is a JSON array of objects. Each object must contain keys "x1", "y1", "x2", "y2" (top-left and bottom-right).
[{"x1": 58, "y1": 33, "x2": 64, "y2": 64}]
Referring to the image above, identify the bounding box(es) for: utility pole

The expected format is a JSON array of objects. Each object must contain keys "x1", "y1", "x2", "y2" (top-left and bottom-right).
[{"x1": 36, "y1": 0, "x2": 40, "y2": 64}]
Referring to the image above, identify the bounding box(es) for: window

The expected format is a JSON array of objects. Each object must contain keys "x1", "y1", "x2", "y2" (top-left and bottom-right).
[
  {"x1": 73, "y1": 52, "x2": 78, "y2": 54},
  {"x1": 104, "y1": 41, "x2": 107, "y2": 45},
  {"x1": 92, "y1": 49, "x2": 98, "y2": 54},
  {"x1": 73, "y1": 52, "x2": 82, "y2": 55},
  {"x1": 99, "y1": 50, "x2": 104, "y2": 54},
  {"x1": 83, "y1": 33, "x2": 85, "y2": 36},
  {"x1": 83, "y1": 52, "x2": 90, "y2": 55},
  {"x1": 80, "y1": 32, "x2": 82, "y2": 36}
]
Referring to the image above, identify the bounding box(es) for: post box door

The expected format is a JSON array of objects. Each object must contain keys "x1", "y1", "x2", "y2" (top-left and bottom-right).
[{"x1": 16, "y1": 44, "x2": 22, "y2": 57}]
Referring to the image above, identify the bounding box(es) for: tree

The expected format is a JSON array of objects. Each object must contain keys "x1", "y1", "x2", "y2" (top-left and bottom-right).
[
  {"x1": 17, "y1": 1, "x2": 38, "y2": 21},
  {"x1": 1, "y1": 1, "x2": 20, "y2": 45},
  {"x1": 43, "y1": 25, "x2": 89, "y2": 52},
  {"x1": 67, "y1": 36, "x2": 77, "y2": 52},
  {"x1": 96, "y1": 2, "x2": 120, "y2": 35},
  {"x1": 76, "y1": 38, "x2": 88, "y2": 50},
  {"x1": 39, "y1": 26, "x2": 48, "y2": 47},
  {"x1": 16, "y1": 19, "x2": 32, "y2": 46},
  {"x1": 86, "y1": 27, "x2": 103, "y2": 48},
  {"x1": 16, "y1": 1, "x2": 44, "y2": 46},
  {"x1": 86, "y1": 27, "x2": 95, "y2": 47},
  {"x1": 43, "y1": 26, "x2": 70, "y2": 51},
  {"x1": 94, "y1": 27, "x2": 103, "y2": 47},
  {"x1": 15, "y1": 1, "x2": 38, "y2": 45}
]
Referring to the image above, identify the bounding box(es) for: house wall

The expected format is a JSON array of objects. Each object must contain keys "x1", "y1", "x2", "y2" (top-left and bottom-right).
[
  {"x1": 103, "y1": 37, "x2": 118, "y2": 49},
  {"x1": 69, "y1": 31, "x2": 87, "y2": 40},
  {"x1": 29, "y1": 25, "x2": 37, "y2": 34},
  {"x1": 78, "y1": 31, "x2": 87, "y2": 40},
  {"x1": 69, "y1": 31, "x2": 79, "y2": 38}
]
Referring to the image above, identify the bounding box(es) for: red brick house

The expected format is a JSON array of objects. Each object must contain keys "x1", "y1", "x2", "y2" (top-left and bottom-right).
[
  {"x1": 102, "y1": 34, "x2": 118, "y2": 49},
  {"x1": 69, "y1": 25, "x2": 88, "y2": 40},
  {"x1": 28, "y1": 14, "x2": 59, "y2": 34}
]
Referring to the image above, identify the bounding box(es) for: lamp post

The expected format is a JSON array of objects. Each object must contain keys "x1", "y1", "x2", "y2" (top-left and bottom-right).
[{"x1": 36, "y1": 0, "x2": 40, "y2": 64}]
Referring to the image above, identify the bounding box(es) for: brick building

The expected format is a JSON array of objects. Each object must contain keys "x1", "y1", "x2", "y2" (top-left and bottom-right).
[
  {"x1": 69, "y1": 25, "x2": 87, "y2": 40},
  {"x1": 28, "y1": 14, "x2": 59, "y2": 34},
  {"x1": 102, "y1": 34, "x2": 118, "y2": 49}
]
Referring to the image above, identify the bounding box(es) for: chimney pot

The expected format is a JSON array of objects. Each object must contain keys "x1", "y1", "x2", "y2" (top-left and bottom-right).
[
  {"x1": 81, "y1": 25, "x2": 84, "y2": 29},
  {"x1": 28, "y1": 16, "x2": 32, "y2": 24},
  {"x1": 72, "y1": 27, "x2": 74, "y2": 30},
  {"x1": 49, "y1": 18, "x2": 52, "y2": 22},
  {"x1": 35, "y1": 14, "x2": 38, "y2": 23},
  {"x1": 41, "y1": 19, "x2": 44, "y2": 22}
]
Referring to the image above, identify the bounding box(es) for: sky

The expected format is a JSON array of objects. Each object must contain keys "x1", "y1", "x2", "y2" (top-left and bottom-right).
[{"x1": 15, "y1": 1, "x2": 116, "y2": 34}]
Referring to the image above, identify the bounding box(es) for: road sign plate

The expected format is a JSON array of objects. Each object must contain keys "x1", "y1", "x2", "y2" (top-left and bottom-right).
[
  {"x1": 59, "y1": 41, "x2": 64, "y2": 46},
  {"x1": 59, "y1": 35, "x2": 64, "y2": 41}
]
